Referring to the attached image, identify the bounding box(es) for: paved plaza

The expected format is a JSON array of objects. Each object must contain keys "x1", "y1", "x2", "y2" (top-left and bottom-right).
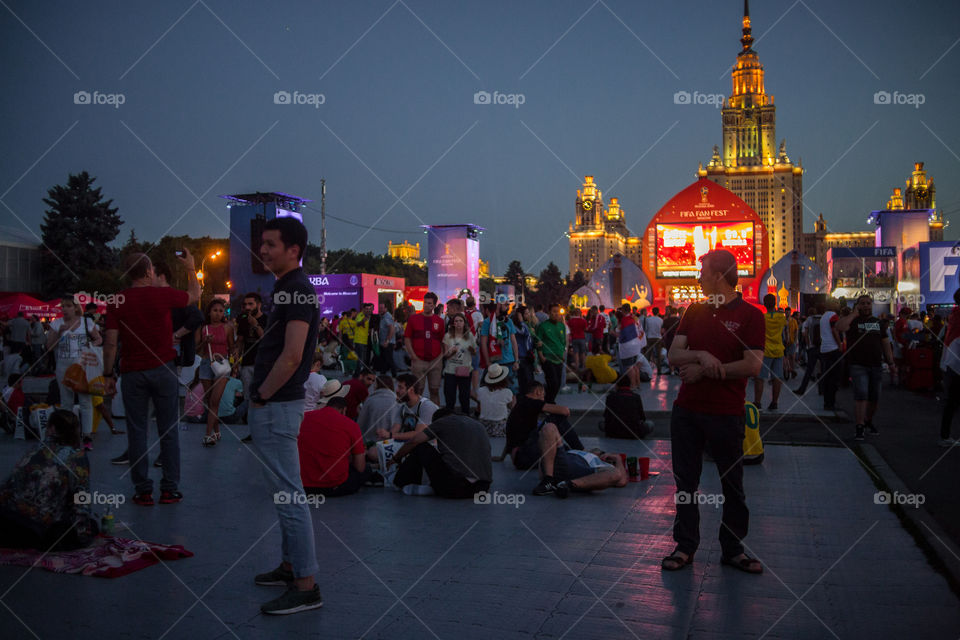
[{"x1": 1, "y1": 376, "x2": 959, "y2": 639}]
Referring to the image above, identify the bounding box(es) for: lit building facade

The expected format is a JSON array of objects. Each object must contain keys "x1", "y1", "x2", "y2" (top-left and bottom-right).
[
  {"x1": 387, "y1": 240, "x2": 425, "y2": 267},
  {"x1": 567, "y1": 176, "x2": 642, "y2": 278},
  {"x1": 697, "y1": 1, "x2": 804, "y2": 266}
]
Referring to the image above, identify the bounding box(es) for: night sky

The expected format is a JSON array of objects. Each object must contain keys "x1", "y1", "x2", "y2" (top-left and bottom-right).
[{"x1": 2, "y1": 0, "x2": 959, "y2": 275}]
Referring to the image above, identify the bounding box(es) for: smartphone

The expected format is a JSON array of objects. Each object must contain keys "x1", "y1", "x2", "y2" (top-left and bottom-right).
[{"x1": 175, "y1": 249, "x2": 186, "y2": 258}]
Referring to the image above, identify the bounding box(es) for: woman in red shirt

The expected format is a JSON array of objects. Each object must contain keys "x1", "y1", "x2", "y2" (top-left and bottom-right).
[{"x1": 197, "y1": 300, "x2": 235, "y2": 446}]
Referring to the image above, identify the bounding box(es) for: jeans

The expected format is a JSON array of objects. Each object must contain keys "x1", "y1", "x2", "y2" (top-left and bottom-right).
[
  {"x1": 941, "y1": 370, "x2": 960, "y2": 439},
  {"x1": 354, "y1": 343, "x2": 368, "y2": 369},
  {"x1": 240, "y1": 365, "x2": 255, "y2": 403},
  {"x1": 443, "y1": 373, "x2": 471, "y2": 413},
  {"x1": 378, "y1": 344, "x2": 396, "y2": 376},
  {"x1": 819, "y1": 350, "x2": 842, "y2": 408},
  {"x1": 517, "y1": 357, "x2": 535, "y2": 395},
  {"x1": 55, "y1": 362, "x2": 94, "y2": 436},
  {"x1": 543, "y1": 361, "x2": 563, "y2": 403},
  {"x1": 670, "y1": 404, "x2": 749, "y2": 558},
  {"x1": 394, "y1": 442, "x2": 490, "y2": 498},
  {"x1": 121, "y1": 361, "x2": 181, "y2": 494},
  {"x1": 250, "y1": 399, "x2": 318, "y2": 578},
  {"x1": 849, "y1": 364, "x2": 882, "y2": 403}
]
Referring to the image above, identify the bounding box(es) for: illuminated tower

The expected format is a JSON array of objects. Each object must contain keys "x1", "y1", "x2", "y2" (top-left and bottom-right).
[
  {"x1": 699, "y1": 0, "x2": 804, "y2": 265},
  {"x1": 568, "y1": 176, "x2": 635, "y2": 278}
]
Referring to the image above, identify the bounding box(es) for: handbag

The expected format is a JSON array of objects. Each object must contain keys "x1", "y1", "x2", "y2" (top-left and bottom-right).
[{"x1": 207, "y1": 327, "x2": 232, "y2": 378}]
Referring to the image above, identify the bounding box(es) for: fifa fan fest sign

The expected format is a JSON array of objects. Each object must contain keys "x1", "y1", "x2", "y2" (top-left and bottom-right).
[
  {"x1": 641, "y1": 178, "x2": 768, "y2": 308},
  {"x1": 424, "y1": 224, "x2": 482, "y2": 301}
]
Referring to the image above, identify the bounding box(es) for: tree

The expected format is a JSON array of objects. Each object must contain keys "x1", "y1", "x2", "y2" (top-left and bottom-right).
[
  {"x1": 302, "y1": 246, "x2": 427, "y2": 285},
  {"x1": 534, "y1": 262, "x2": 565, "y2": 307},
  {"x1": 40, "y1": 171, "x2": 122, "y2": 297},
  {"x1": 503, "y1": 260, "x2": 525, "y2": 289}
]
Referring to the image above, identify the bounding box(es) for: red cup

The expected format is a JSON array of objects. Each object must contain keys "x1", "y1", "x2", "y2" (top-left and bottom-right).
[
  {"x1": 638, "y1": 457, "x2": 650, "y2": 480},
  {"x1": 618, "y1": 453, "x2": 627, "y2": 468}
]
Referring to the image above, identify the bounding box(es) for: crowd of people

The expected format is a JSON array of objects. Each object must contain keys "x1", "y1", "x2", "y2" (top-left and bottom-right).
[{"x1": 2, "y1": 225, "x2": 960, "y2": 615}]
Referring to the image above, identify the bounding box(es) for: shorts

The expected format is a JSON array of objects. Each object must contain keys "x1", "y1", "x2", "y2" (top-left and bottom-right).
[
  {"x1": 558, "y1": 451, "x2": 598, "y2": 482},
  {"x1": 850, "y1": 364, "x2": 882, "y2": 402},
  {"x1": 571, "y1": 339, "x2": 587, "y2": 356},
  {"x1": 197, "y1": 358, "x2": 214, "y2": 381},
  {"x1": 411, "y1": 357, "x2": 442, "y2": 392},
  {"x1": 785, "y1": 343, "x2": 797, "y2": 356},
  {"x1": 619, "y1": 355, "x2": 638, "y2": 375},
  {"x1": 756, "y1": 356, "x2": 783, "y2": 381},
  {"x1": 480, "y1": 418, "x2": 506, "y2": 438}
]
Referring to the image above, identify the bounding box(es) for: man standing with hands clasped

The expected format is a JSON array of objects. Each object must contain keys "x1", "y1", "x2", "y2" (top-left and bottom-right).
[
  {"x1": 663, "y1": 249, "x2": 765, "y2": 575},
  {"x1": 248, "y1": 217, "x2": 323, "y2": 615}
]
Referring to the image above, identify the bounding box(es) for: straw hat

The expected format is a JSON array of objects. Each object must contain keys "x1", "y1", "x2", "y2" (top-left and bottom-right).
[
  {"x1": 483, "y1": 363, "x2": 509, "y2": 385},
  {"x1": 317, "y1": 379, "x2": 350, "y2": 405}
]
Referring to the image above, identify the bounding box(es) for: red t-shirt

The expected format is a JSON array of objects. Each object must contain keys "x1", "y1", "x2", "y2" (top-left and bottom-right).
[
  {"x1": 404, "y1": 312, "x2": 445, "y2": 360},
  {"x1": 298, "y1": 407, "x2": 365, "y2": 488},
  {"x1": 590, "y1": 313, "x2": 606, "y2": 338},
  {"x1": 567, "y1": 316, "x2": 587, "y2": 340},
  {"x1": 674, "y1": 299, "x2": 764, "y2": 416},
  {"x1": 343, "y1": 378, "x2": 369, "y2": 420},
  {"x1": 105, "y1": 287, "x2": 190, "y2": 372},
  {"x1": 6, "y1": 387, "x2": 24, "y2": 414}
]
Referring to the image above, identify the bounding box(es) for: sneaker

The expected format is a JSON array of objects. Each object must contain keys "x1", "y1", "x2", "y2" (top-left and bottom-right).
[
  {"x1": 854, "y1": 425, "x2": 865, "y2": 442},
  {"x1": 766, "y1": 402, "x2": 778, "y2": 412},
  {"x1": 132, "y1": 492, "x2": 154, "y2": 506},
  {"x1": 866, "y1": 422, "x2": 879, "y2": 435},
  {"x1": 364, "y1": 472, "x2": 385, "y2": 487},
  {"x1": 532, "y1": 477, "x2": 558, "y2": 496},
  {"x1": 82, "y1": 436, "x2": 93, "y2": 451},
  {"x1": 554, "y1": 480, "x2": 570, "y2": 499},
  {"x1": 241, "y1": 434, "x2": 253, "y2": 443},
  {"x1": 938, "y1": 438, "x2": 956, "y2": 448},
  {"x1": 153, "y1": 458, "x2": 163, "y2": 468},
  {"x1": 261, "y1": 584, "x2": 323, "y2": 615},
  {"x1": 111, "y1": 452, "x2": 130, "y2": 465},
  {"x1": 255, "y1": 564, "x2": 295, "y2": 586},
  {"x1": 159, "y1": 490, "x2": 183, "y2": 504}
]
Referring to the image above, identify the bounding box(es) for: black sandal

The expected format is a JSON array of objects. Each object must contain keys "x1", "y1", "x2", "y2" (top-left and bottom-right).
[
  {"x1": 721, "y1": 554, "x2": 763, "y2": 574},
  {"x1": 661, "y1": 550, "x2": 694, "y2": 571}
]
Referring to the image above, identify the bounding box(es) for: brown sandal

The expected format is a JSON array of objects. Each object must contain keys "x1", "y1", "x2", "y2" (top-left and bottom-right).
[
  {"x1": 661, "y1": 550, "x2": 694, "y2": 571},
  {"x1": 721, "y1": 554, "x2": 763, "y2": 574}
]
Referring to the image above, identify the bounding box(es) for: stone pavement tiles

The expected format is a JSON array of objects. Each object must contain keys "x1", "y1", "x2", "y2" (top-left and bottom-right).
[{"x1": 0, "y1": 430, "x2": 957, "y2": 639}]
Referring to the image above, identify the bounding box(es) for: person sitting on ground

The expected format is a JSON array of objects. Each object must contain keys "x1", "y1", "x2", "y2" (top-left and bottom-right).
[
  {"x1": 582, "y1": 351, "x2": 619, "y2": 388},
  {"x1": 476, "y1": 363, "x2": 515, "y2": 438},
  {"x1": 532, "y1": 427, "x2": 628, "y2": 498},
  {"x1": 0, "y1": 410, "x2": 99, "y2": 550},
  {"x1": 601, "y1": 375, "x2": 654, "y2": 439},
  {"x1": 302, "y1": 354, "x2": 328, "y2": 412},
  {"x1": 390, "y1": 408, "x2": 492, "y2": 498},
  {"x1": 376, "y1": 373, "x2": 438, "y2": 442},
  {"x1": 342, "y1": 368, "x2": 376, "y2": 420},
  {"x1": 503, "y1": 381, "x2": 582, "y2": 466},
  {"x1": 299, "y1": 396, "x2": 377, "y2": 497},
  {"x1": 357, "y1": 375, "x2": 397, "y2": 443}
]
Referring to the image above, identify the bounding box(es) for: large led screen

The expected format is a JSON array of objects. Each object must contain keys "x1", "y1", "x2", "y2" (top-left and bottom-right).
[{"x1": 656, "y1": 222, "x2": 754, "y2": 278}]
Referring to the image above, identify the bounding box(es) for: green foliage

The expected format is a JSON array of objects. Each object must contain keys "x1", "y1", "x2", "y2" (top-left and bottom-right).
[
  {"x1": 503, "y1": 260, "x2": 525, "y2": 289},
  {"x1": 40, "y1": 171, "x2": 122, "y2": 297},
  {"x1": 303, "y1": 245, "x2": 427, "y2": 285}
]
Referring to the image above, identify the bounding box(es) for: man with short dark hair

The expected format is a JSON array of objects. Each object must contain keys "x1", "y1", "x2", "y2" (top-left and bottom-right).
[
  {"x1": 753, "y1": 293, "x2": 787, "y2": 411},
  {"x1": 353, "y1": 303, "x2": 373, "y2": 368},
  {"x1": 248, "y1": 217, "x2": 323, "y2": 615},
  {"x1": 6, "y1": 312, "x2": 29, "y2": 357},
  {"x1": 663, "y1": 249, "x2": 764, "y2": 575},
  {"x1": 602, "y1": 375, "x2": 652, "y2": 439},
  {"x1": 378, "y1": 373, "x2": 437, "y2": 441},
  {"x1": 535, "y1": 304, "x2": 567, "y2": 403},
  {"x1": 404, "y1": 292, "x2": 445, "y2": 404},
  {"x1": 299, "y1": 395, "x2": 374, "y2": 497}
]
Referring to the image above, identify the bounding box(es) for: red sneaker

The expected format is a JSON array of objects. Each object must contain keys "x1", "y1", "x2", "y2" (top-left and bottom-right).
[
  {"x1": 159, "y1": 490, "x2": 183, "y2": 504},
  {"x1": 132, "y1": 492, "x2": 154, "y2": 506}
]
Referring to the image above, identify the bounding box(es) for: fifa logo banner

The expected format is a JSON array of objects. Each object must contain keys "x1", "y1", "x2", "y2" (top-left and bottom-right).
[{"x1": 919, "y1": 242, "x2": 960, "y2": 305}]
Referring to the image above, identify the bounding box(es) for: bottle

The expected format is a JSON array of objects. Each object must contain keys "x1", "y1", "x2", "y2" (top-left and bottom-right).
[{"x1": 101, "y1": 508, "x2": 114, "y2": 536}]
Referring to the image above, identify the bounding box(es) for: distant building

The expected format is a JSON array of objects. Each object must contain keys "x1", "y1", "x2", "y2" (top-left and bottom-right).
[
  {"x1": 387, "y1": 240, "x2": 425, "y2": 267},
  {"x1": 0, "y1": 226, "x2": 42, "y2": 294},
  {"x1": 479, "y1": 259, "x2": 491, "y2": 280},
  {"x1": 697, "y1": 1, "x2": 804, "y2": 266},
  {"x1": 567, "y1": 176, "x2": 642, "y2": 278}
]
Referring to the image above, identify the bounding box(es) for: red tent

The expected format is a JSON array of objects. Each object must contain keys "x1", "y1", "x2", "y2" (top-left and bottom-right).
[{"x1": 0, "y1": 293, "x2": 58, "y2": 318}]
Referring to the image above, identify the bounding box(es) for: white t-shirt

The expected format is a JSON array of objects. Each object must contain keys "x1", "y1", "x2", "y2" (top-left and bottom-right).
[
  {"x1": 396, "y1": 397, "x2": 438, "y2": 432},
  {"x1": 50, "y1": 317, "x2": 95, "y2": 362},
  {"x1": 302, "y1": 372, "x2": 328, "y2": 412},
  {"x1": 819, "y1": 311, "x2": 839, "y2": 353},
  {"x1": 644, "y1": 315, "x2": 663, "y2": 339},
  {"x1": 477, "y1": 386, "x2": 513, "y2": 422}
]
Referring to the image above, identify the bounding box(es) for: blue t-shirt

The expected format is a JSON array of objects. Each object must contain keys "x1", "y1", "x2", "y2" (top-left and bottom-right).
[
  {"x1": 252, "y1": 268, "x2": 320, "y2": 402},
  {"x1": 481, "y1": 317, "x2": 517, "y2": 364}
]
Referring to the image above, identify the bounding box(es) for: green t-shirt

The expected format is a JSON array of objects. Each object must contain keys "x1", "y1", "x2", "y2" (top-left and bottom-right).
[{"x1": 536, "y1": 320, "x2": 567, "y2": 364}]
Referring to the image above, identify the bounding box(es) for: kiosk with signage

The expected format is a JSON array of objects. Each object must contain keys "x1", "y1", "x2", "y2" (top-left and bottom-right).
[
  {"x1": 826, "y1": 246, "x2": 897, "y2": 312},
  {"x1": 307, "y1": 273, "x2": 405, "y2": 318}
]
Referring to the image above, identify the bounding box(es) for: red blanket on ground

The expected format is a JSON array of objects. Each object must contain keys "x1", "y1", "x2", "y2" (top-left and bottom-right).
[{"x1": 0, "y1": 535, "x2": 192, "y2": 578}]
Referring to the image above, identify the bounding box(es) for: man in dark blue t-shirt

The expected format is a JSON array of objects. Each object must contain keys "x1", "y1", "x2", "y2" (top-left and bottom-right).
[{"x1": 248, "y1": 217, "x2": 323, "y2": 616}]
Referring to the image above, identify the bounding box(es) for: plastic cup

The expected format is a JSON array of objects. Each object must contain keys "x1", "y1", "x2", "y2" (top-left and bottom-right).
[
  {"x1": 618, "y1": 453, "x2": 627, "y2": 468},
  {"x1": 639, "y1": 457, "x2": 650, "y2": 480},
  {"x1": 626, "y1": 456, "x2": 638, "y2": 477}
]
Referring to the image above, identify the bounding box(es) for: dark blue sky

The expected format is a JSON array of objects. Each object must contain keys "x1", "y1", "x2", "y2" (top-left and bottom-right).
[{"x1": 2, "y1": 0, "x2": 959, "y2": 275}]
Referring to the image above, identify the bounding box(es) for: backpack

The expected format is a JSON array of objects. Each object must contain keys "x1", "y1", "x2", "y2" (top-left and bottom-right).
[{"x1": 810, "y1": 315, "x2": 823, "y2": 349}]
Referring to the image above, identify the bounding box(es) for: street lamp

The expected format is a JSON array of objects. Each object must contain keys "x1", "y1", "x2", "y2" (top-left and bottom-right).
[{"x1": 199, "y1": 250, "x2": 222, "y2": 300}]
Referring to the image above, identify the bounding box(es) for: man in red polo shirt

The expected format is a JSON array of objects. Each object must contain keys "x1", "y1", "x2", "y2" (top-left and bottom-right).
[
  {"x1": 299, "y1": 396, "x2": 374, "y2": 497},
  {"x1": 662, "y1": 249, "x2": 764, "y2": 575},
  {"x1": 404, "y1": 292, "x2": 445, "y2": 404}
]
